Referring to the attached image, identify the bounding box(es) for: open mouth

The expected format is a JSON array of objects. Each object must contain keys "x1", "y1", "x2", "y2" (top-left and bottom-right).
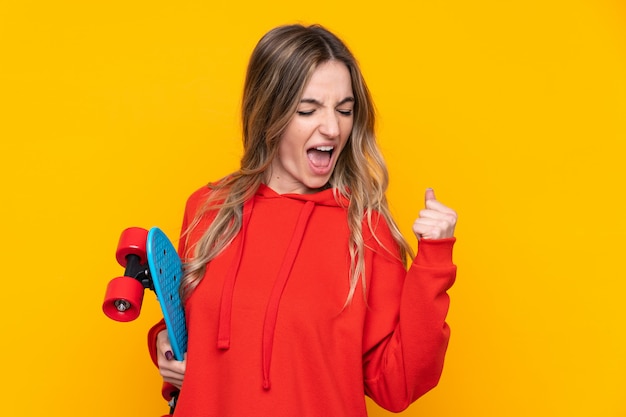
[{"x1": 306, "y1": 146, "x2": 334, "y2": 169}]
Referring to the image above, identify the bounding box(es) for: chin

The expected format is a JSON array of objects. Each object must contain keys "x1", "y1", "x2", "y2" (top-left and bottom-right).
[{"x1": 305, "y1": 178, "x2": 332, "y2": 191}]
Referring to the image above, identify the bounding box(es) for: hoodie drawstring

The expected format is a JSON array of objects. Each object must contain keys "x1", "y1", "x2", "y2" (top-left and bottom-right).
[
  {"x1": 261, "y1": 200, "x2": 315, "y2": 389},
  {"x1": 215, "y1": 197, "x2": 316, "y2": 390},
  {"x1": 216, "y1": 198, "x2": 255, "y2": 350}
]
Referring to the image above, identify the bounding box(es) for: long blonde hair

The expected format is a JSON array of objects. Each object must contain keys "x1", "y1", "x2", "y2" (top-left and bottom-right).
[{"x1": 181, "y1": 24, "x2": 413, "y2": 303}]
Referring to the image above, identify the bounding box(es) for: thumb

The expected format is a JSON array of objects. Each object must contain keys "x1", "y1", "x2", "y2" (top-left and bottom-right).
[{"x1": 425, "y1": 188, "x2": 436, "y2": 205}]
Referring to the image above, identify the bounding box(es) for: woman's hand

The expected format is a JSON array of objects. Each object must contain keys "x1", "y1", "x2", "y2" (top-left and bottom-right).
[
  {"x1": 413, "y1": 188, "x2": 458, "y2": 240},
  {"x1": 156, "y1": 330, "x2": 186, "y2": 390}
]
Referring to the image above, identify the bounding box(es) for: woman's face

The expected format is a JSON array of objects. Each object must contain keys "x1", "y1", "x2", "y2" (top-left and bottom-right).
[{"x1": 266, "y1": 60, "x2": 354, "y2": 194}]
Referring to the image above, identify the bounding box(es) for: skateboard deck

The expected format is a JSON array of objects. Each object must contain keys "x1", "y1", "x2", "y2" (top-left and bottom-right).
[{"x1": 146, "y1": 227, "x2": 188, "y2": 361}]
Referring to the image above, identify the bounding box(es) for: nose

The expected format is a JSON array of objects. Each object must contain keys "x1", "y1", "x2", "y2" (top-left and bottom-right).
[{"x1": 318, "y1": 111, "x2": 340, "y2": 139}]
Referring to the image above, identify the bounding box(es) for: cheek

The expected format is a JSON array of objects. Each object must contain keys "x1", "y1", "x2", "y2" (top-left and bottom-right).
[
  {"x1": 340, "y1": 119, "x2": 354, "y2": 141},
  {"x1": 283, "y1": 120, "x2": 313, "y2": 143},
  {"x1": 278, "y1": 133, "x2": 304, "y2": 164}
]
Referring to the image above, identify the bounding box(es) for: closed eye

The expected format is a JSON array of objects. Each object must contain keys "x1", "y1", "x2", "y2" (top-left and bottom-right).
[
  {"x1": 297, "y1": 97, "x2": 355, "y2": 117},
  {"x1": 298, "y1": 109, "x2": 352, "y2": 117},
  {"x1": 337, "y1": 97, "x2": 354, "y2": 116}
]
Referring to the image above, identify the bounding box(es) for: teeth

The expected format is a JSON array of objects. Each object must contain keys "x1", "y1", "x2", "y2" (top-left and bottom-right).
[{"x1": 315, "y1": 146, "x2": 334, "y2": 152}]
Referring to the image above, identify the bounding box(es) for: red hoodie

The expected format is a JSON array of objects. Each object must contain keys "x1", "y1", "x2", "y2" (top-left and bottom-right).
[{"x1": 148, "y1": 183, "x2": 456, "y2": 417}]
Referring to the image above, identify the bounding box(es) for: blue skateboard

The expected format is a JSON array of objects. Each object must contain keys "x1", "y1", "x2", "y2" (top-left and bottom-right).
[
  {"x1": 103, "y1": 227, "x2": 188, "y2": 361},
  {"x1": 146, "y1": 228, "x2": 187, "y2": 360}
]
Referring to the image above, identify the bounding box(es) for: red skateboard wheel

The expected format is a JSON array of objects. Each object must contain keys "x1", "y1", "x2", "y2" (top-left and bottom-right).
[
  {"x1": 116, "y1": 227, "x2": 148, "y2": 267},
  {"x1": 102, "y1": 276, "x2": 145, "y2": 322}
]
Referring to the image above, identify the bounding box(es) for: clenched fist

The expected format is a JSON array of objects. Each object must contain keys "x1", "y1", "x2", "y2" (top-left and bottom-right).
[{"x1": 412, "y1": 188, "x2": 457, "y2": 240}]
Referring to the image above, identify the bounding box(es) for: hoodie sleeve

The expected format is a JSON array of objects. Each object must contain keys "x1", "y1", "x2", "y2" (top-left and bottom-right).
[{"x1": 362, "y1": 217, "x2": 456, "y2": 412}]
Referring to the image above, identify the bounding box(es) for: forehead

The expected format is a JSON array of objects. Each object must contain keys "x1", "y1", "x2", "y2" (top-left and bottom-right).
[{"x1": 302, "y1": 60, "x2": 353, "y2": 97}]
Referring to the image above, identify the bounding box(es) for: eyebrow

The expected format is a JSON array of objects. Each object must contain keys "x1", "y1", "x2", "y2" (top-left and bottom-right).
[{"x1": 299, "y1": 97, "x2": 355, "y2": 106}]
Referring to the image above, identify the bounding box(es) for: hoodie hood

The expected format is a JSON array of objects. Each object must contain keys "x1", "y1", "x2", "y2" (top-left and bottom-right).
[{"x1": 216, "y1": 183, "x2": 348, "y2": 390}]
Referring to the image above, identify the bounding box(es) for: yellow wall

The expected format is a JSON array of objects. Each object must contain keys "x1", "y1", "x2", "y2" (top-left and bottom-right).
[{"x1": 1, "y1": 1, "x2": 624, "y2": 416}]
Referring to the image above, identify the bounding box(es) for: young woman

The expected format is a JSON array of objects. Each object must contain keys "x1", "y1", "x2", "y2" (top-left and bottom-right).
[{"x1": 148, "y1": 23, "x2": 458, "y2": 417}]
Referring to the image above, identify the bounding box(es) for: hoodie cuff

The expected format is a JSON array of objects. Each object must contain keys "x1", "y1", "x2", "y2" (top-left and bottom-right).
[{"x1": 414, "y1": 237, "x2": 456, "y2": 267}]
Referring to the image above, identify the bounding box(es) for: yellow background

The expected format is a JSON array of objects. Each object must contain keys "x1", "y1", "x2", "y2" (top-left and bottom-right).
[{"x1": 1, "y1": 0, "x2": 625, "y2": 416}]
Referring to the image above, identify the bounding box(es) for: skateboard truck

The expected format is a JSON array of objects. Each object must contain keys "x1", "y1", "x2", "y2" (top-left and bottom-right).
[{"x1": 103, "y1": 227, "x2": 153, "y2": 322}]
